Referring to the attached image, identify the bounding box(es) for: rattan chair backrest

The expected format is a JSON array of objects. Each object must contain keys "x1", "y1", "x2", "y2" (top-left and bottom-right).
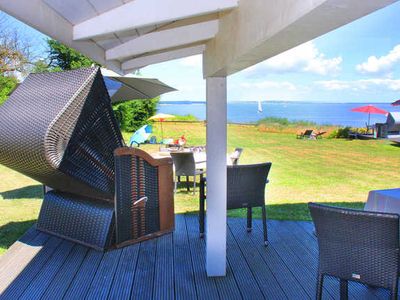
[
  {"x1": 309, "y1": 203, "x2": 399, "y2": 289},
  {"x1": 227, "y1": 162, "x2": 271, "y2": 209}
]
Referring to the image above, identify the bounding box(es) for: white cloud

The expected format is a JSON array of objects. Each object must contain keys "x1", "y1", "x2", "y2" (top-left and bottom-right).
[
  {"x1": 316, "y1": 78, "x2": 400, "y2": 91},
  {"x1": 244, "y1": 41, "x2": 342, "y2": 76},
  {"x1": 179, "y1": 55, "x2": 202, "y2": 68},
  {"x1": 356, "y1": 45, "x2": 400, "y2": 74},
  {"x1": 241, "y1": 81, "x2": 297, "y2": 91}
]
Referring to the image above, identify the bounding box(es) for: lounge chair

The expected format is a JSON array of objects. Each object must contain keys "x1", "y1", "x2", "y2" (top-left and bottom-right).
[
  {"x1": 309, "y1": 203, "x2": 399, "y2": 300},
  {"x1": 199, "y1": 163, "x2": 272, "y2": 245},
  {"x1": 297, "y1": 129, "x2": 315, "y2": 139},
  {"x1": 314, "y1": 131, "x2": 326, "y2": 139},
  {"x1": 0, "y1": 67, "x2": 174, "y2": 250},
  {"x1": 170, "y1": 152, "x2": 205, "y2": 194}
]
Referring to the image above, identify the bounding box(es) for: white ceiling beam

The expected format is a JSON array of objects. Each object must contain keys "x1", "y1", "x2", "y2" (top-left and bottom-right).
[
  {"x1": 204, "y1": 0, "x2": 398, "y2": 77},
  {"x1": 0, "y1": 0, "x2": 122, "y2": 74},
  {"x1": 106, "y1": 20, "x2": 218, "y2": 61},
  {"x1": 73, "y1": 0, "x2": 238, "y2": 40},
  {"x1": 122, "y1": 45, "x2": 205, "y2": 71}
]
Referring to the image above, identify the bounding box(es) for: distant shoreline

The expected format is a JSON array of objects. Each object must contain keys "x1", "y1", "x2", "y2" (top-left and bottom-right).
[{"x1": 159, "y1": 100, "x2": 394, "y2": 105}]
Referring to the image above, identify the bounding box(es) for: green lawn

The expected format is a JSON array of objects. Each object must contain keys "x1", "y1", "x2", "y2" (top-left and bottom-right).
[{"x1": 1, "y1": 122, "x2": 400, "y2": 255}]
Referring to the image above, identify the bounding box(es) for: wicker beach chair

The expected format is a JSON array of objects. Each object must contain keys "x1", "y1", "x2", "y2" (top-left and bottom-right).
[
  {"x1": 309, "y1": 203, "x2": 399, "y2": 300},
  {"x1": 0, "y1": 68, "x2": 123, "y2": 249},
  {"x1": 199, "y1": 162, "x2": 272, "y2": 245},
  {"x1": 0, "y1": 67, "x2": 174, "y2": 250}
]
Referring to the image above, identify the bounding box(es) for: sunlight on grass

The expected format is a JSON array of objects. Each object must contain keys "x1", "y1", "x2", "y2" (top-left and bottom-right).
[{"x1": 1, "y1": 122, "x2": 400, "y2": 254}]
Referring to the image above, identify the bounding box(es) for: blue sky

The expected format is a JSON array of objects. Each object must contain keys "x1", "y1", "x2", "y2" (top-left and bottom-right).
[{"x1": 3, "y1": 2, "x2": 400, "y2": 103}]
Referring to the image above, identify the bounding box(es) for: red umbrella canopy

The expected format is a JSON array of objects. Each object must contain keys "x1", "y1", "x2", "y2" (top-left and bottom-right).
[
  {"x1": 391, "y1": 99, "x2": 400, "y2": 106},
  {"x1": 351, "y1": 105, "x2": 387, "y2": 115}
]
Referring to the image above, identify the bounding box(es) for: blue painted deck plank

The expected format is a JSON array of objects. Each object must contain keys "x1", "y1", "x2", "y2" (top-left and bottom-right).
[
  {"x1": 0, "y1": 234, "x2": 61, "y2": 300},
  {"x1": 107, "y1": 243, "x2": 140, "y2": 300},
  {"x1": 63, "y1": 248, "x2": 104, "y2": 299},
  {"x1": 230, "y1": 218, "x2": 309, "y2": 300},
  {"x1": 131, "y1": 238, "x2": 157, "y2": 300},
  {"x1": 153, "y1": 233, "x2": 174, "y2": 300},
  {"x1": 0, "y1": 227, "x2": 39, "y2": 272},
  {"x1": 227, "y1": 218, "x2": 287, "y2": 299},
  {"x1": 225, "y1": 223, "x2": 264, "y2": 299},
  {"x1": 86, "y1": 248, "x2": 123, "y2": 300},
  {"x1": 268, "y1": 220, "x2": 340, "y2": 300},
  {"x1": 184, "y1": 215, "x2": 225, "y2": 300},
  {"x1": 19, "y1": 239, "x2": 74, "y2": 300},
  {"x1": 41, "y1": 244, "x2": 89, "y2": 300},
  {"x1": 173, "y1": 215, "x2": 197, "y2": 300}
]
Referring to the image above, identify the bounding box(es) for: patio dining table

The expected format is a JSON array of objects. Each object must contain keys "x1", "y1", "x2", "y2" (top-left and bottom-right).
[
  {"x1": 151, "y1": 150, "x2": 236, "y2": 168},
  {"x1": 364, "y1": 188, "x2": 400, "y2": 214}
]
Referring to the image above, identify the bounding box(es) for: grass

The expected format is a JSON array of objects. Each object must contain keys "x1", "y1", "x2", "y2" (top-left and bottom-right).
[{"x1": 1, "y1": 121, "x2": 400, "y2": 255}]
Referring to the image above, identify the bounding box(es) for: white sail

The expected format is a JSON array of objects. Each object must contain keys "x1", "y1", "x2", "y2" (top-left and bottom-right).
[{"x1": 257, "y1": 99, "x2": 263, "y2": 113}]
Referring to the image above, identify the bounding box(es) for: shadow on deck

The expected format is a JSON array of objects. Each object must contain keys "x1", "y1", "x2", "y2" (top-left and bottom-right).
[{"x1": 0, "y1": 215, "x2": 392, "y2": 299}]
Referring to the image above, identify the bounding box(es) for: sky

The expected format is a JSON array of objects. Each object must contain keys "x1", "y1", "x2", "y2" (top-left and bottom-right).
[{"x1": 3, "y1": 1, "x2": 400, "y2": 103}]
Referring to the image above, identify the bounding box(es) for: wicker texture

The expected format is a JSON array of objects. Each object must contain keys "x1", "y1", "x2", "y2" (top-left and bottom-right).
[
  {"x1": 37, "y1": 191, "x2": 115, "y2": 250},
  {"x1": 309, "y1": 203, "x2": 400, "y2": 300},
  {"x1": 115, "y1": 154, "x2": 160, "y2": 244},
  {"x1": 200, "y1": 162, "x2": 272, "y2": 245},
  {"x1": 0, "y1": 67, "x2": 123, "y2": 200}
]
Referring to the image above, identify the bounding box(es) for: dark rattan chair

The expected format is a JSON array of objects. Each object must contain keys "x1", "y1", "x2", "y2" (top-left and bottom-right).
[
  {"x1": 199, "y1": 162, "x2": 272, "y2": 245},
  {"x1": 309, "y1": 203, "x2": 400, "y2": 300}
]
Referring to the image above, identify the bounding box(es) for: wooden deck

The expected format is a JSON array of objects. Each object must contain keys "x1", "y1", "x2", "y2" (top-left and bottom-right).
[{"x1": 0, "y1": 215, "x2": 393, "y2": 300}]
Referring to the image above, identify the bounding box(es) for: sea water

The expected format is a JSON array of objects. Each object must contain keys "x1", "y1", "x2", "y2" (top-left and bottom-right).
[{"x1": 157, "y1": 101, "x2": 400, "y2": 128}]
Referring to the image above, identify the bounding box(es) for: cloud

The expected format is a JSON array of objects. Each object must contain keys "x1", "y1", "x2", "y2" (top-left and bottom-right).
[
  {"x1": 241, "y1": 81, "x2": 297, "y2": 91},
  {"x1": 316, "y1": 78, "x2": 400, "y2": 91},
  {"x1": 244, "y1": 41, "x2": 342, "y2": 76},
  {"x1": 356, "y1": 45, "x2": 400, "y2": 74}
]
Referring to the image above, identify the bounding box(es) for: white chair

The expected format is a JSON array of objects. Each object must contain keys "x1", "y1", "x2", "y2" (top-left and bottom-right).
[{"x1": 170, "y1": 152, "x2": 205, "y2": 194}]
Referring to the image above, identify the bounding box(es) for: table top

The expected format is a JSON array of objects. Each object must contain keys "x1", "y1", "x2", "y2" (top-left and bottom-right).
[{"x1": 365, "y1": 188, "x2": 400, "y2": 214}]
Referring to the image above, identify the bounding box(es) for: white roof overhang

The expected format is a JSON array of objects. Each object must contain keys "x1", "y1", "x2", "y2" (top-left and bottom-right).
[{"x1": 0, "y1": 0, "x2": 396, "y2": 76}]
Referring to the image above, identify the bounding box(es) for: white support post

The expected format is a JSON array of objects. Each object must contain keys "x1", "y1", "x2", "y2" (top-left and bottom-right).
[{"x1": 205, "y1": 77, "x2": 227, "y2": 277}]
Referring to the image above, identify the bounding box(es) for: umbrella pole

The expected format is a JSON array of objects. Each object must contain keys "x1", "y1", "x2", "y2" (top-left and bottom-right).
[{"x1": 161, "y1": 121, "x2": 164, "y2": 142}]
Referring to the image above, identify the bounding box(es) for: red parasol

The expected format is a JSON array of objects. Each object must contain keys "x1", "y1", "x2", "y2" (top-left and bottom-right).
[
  {"x1": 351, "y1": 105, "x2": 388, "y2": 127},
  {"x1": 391, "y1": 99, "x2": 400, "y2": 106}
]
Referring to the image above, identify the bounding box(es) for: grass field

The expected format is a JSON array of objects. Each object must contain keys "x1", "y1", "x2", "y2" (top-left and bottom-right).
[{"x1": 1, "y1": 121, "x2": 400, "y2": 255}]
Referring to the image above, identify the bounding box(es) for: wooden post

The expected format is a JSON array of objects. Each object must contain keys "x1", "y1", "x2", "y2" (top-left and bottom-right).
[{"x1": 205, "y1": 76, "x2": 227, "y2": 276}]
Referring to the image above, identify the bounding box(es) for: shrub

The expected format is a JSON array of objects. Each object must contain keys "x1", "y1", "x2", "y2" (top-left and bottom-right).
[
  {"x1": 172, "y1": 114, "x2": 198, "y2": 121},
  {"x1": 112, "y1": 97, "x2": 159, "y2": 132},
  {"x1": 257, "y1": 117, "x2": 316, "y2": 127},
  {"x1": 328, "y1": 126, "x2": 351, "y2": 138}
]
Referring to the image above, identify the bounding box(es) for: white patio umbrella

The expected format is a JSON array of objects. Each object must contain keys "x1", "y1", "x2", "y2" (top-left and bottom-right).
[{"x1": 101, "y1": 68, "x2": 176, "y2": 103}]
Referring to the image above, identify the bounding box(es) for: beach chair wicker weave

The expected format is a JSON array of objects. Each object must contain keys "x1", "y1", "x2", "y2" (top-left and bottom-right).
[
  {"x1": 0, "y1": 67, "x2": 123, "y2": 201},
  {"x1": 0, "y1": 67, "x2": 127, "y2": 249},
  {"x1": 114, "y1": 147, "x2": 175, "y2": 247},
  {"x1": 309, "y1": 203, "x2": 399, "y2": 300}
]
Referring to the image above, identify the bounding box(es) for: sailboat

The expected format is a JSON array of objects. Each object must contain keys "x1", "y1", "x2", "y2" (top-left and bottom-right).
[{"x1": 257, "y1": 99, "x2": 263, "y2": 113}]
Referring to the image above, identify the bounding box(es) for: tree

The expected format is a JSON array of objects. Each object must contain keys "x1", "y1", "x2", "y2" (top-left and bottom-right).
[
  {"x1": 0, "y1": 75, "x2": 17, "y2": 105},
  {"x1": 0, "y1": 13, "x2": 32, "y2": 105},
  {"x1": 47, "y1": 39, "x2": 97, "y2": 70}
]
